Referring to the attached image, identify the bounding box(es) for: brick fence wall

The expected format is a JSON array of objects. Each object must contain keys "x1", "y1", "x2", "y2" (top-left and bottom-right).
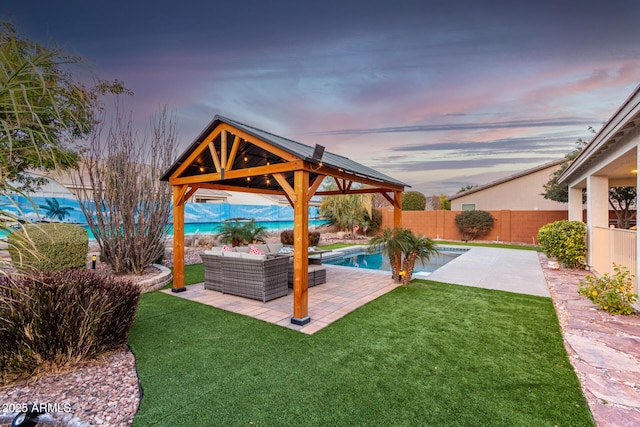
[{"x1": 379, "y1": 209, "x2": 568, "y2": 244}]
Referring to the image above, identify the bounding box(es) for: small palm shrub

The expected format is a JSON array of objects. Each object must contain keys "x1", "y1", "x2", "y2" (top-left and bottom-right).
[
  {"x1": 578, "y1": 263, "x2": 638, "y2": 314},
  {"x1": 369, "y1": 227, "x2": 412, "y2": 282},
  {"x1": 280, "y1": 229, "x2": 321, "y2": 246},
  {"x1": 454, "y1": 210, "x2": 494, "y2": 242},
  {"x1": 217, "y1": 219, "x2": 268, "y2": 246},
  {"x1": 0, "y1": 269, "x2": 141, "y2": 385},
  {"x1": 7, "y1": 223, "x2": 88, "y2": 271},
  {"x1": 400, "y1": 233, "x2": 439, "y2": 284},
  {"x1": 537, "y1": 220, "x2": 586, "y2": 269}
]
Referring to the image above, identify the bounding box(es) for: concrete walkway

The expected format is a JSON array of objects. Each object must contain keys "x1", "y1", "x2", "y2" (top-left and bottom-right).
[{"x1": 426, "y1": 246, "x2": 550, "y2": 297}]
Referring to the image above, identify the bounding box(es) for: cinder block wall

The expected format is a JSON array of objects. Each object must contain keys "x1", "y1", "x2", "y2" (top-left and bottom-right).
[{"x1": 380, "y1": 209, "x2": 568, "y2": 244}]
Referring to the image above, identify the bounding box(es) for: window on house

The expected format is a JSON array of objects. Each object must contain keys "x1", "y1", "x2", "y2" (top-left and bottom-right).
[{"x1": 461, "y1": 204, "x2": 476, "y2": 211}]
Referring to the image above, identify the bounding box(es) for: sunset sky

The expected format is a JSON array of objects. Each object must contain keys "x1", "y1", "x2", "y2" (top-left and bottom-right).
[{"x1": 4, "y1": 1, "x2": 640, "y2": 195}]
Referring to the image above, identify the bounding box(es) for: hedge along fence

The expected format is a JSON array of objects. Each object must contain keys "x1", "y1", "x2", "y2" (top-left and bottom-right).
[
  {"x1": 537, "y1": 220, "x2": 587, "y2": 269},
  {"x1": 0, "y1": 269, "x2": 141, "y2": 385},
  {"x1": 7, "y1": 223, "x2": 88, "y2": 271},
  {"x1": 380, "y1": 209, "x2": 568, "y2": 244}
]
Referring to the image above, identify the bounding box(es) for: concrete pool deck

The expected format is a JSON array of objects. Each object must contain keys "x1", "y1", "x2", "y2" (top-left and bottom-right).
[{"x1": 425, "y1": 245, "x2": 551, "y2": 297}]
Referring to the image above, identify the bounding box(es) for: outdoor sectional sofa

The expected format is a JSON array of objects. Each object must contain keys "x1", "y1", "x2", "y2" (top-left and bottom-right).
[
  {"x1": 200, "y1": 243, "x2": 327, "y2": 301},
  {"x1": 200, "y1": 243, "x2": 289, "y2": 302}
]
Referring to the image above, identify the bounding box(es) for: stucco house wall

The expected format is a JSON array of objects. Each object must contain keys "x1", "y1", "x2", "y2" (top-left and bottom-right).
[{"x1": 449, "y1": 160, "x2": 567, "y2": 211}]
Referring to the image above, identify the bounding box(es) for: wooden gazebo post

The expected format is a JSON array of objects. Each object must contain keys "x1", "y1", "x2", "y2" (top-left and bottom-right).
[
  {"x1": 393, "y1": 190, "x2": 403, "y2": 275},
  {"x1": 291, "y1": 170, "x2": 310, "y2": 325},
  {"x1": 393, "y1": 190, "x2": 402, "y2": 228},
  {"x1": 171, "y1": 185, "x2": 186, "y2": 292}
]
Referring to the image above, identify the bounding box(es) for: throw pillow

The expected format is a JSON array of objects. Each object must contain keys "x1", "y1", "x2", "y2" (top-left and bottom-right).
[
  {"x1": 221, "y1": 244, "x2": 234, "y2": 252},
  {"x1": 249, "y1": 245, "x2": 265, "y2": 255}
]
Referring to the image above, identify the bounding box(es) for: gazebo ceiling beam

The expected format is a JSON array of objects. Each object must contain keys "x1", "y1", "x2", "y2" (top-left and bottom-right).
[
  {"x1": 170, "y1": 160, "x2": 304, "y2": 185},
  {"x1": 309, "y1": 164, "x2": 404, "y2": 192},
  {"x1": 219, "y1": 123, "x2": 299, "y2": 162},
  {"x1": 221, "y1": 130, "x2": 228, "y2": 170},
  {"x1": 317, "y1": 187, "x2": 393, "y2": 196},
  {"x1": 183, "y1": 184, "x2": 200, "y2": 201},
  {"x1": 198, "y1": 183, "x2": 287, "y2": 196},
  {"x1": 226, "y1": 135, "x2": 241, "y2": 170},
  {"x1": 208, "y1": 141, "x2": 222, "y2": 172},
  {"x1": 381, "y1": 191, "x2": 395, "y2": 206},
  {"x1": 307, "y1": 175, "x2": 326, "y2": 202},
  {"x1": 272, "y1": 173, "x2": 296, "y2": 203},
  {"x1": 173, "y1": 130, "x2": 220, "y2": 178}
]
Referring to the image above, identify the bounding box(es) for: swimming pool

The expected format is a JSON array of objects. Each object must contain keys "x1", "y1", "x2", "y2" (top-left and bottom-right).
[{"x1": 323, "y1": 246, "x2": 467, "y2": 274}]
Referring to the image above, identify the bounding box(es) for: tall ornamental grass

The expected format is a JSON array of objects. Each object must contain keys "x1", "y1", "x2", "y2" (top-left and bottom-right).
[{"x1": 0, "y1": 269, "x2": 141, "y2": 385}]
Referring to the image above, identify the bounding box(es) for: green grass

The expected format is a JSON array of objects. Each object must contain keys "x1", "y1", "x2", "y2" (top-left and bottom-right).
[
  {"x1": 436, "y1": 240, "x2": 541, "y2": 251},
  {"x1": 317, "y1": 242, "x2": 362, "y2": 250},
  {"x1": 129, "y1": 280, "x2": 593, "y2": 426},
  {"x1": 163, "y1": 263, "x2": 205, "y2": 289}
]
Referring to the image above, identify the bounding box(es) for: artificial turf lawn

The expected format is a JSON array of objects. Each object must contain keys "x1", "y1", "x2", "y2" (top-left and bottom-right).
[
  {"x1": 129, "y1": 280, "x2": 594, "y2": 427},
  {"x1": 163, "y1": 263, "x2": 205, "y2": 289}
]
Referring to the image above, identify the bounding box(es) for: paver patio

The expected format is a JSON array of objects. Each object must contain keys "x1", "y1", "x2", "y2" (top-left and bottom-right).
[{"x1": 163, "y1": 264, "x2": 397, "y2": 334}]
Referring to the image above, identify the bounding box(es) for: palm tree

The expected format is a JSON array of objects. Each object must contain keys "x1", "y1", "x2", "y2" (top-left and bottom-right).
[
  {"x1": 368, "y1": 226, "x2": 411, "y2": 282},
  {"x1": 38, "y1": 198, "x2": 73, "y2": 221},
  {"x1": 243, "y1": 220, "x2": 269, "y2": 244},
  {"x1": 400, "y1": 234, "x2": 439, "y2": 284},
  {"x1": 319, "y1": 182, "x2": 373, "y2": 234},
  {"x1": 217, "y1": 219, "x2": 268, "y2": 247}
]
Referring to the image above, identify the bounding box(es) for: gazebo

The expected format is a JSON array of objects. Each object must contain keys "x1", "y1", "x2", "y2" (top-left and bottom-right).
[{"x1": 161, "y1": 115, "x2": 408, "y2": 325}]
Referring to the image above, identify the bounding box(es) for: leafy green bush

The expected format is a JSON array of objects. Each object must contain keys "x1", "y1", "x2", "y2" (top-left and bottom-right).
[
  {"x1": 454, "y1": 210, "x2": 495, "y2": 241},
  {"x1": 537, "y1": 220, "x2": 586, "y2": 269},
  {"x1": 578, "y1": 263, "x2": 638, "y2": 314},
  {"x1": 280, "y1": 229, "x2": 321, "y2": 246},
  {"x1": 7, "y1": 223, "x2": 88, "y2": 271},
  {"x1": 402, "y1": 191, "x2": 427, "y2": 210},
  {"x1": 0, "y1": 269, "x2": 141, "y2": 384}
]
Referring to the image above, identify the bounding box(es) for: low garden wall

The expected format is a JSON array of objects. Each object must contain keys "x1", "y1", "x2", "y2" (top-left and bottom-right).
[{"x1": 380, "y1": 209, "x2": 568, "y2": 245}]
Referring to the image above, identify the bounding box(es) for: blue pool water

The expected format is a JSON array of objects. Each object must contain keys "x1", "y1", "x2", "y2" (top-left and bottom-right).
[{"x1": 324, "y1": 247, "x2": 465, "y2": 274}]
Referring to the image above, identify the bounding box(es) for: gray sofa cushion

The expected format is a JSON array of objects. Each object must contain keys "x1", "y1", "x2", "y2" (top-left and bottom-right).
[{"x1": 267, "y1": 243, "x2": 284, "y2": 254}]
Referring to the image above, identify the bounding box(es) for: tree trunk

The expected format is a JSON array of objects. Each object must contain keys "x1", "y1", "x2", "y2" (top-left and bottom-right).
[
  {"x1": 402, "y1": 251, "x2": 418, "y2": 284},
  {"x1": 389, "y1": 254, "x2": 400, "y2": 282}
]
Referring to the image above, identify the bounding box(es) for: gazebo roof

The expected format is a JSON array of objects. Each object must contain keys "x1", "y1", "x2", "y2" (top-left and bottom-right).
[{"x1": 161, "y1": 115, "x2": 409, "y2": 191}]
